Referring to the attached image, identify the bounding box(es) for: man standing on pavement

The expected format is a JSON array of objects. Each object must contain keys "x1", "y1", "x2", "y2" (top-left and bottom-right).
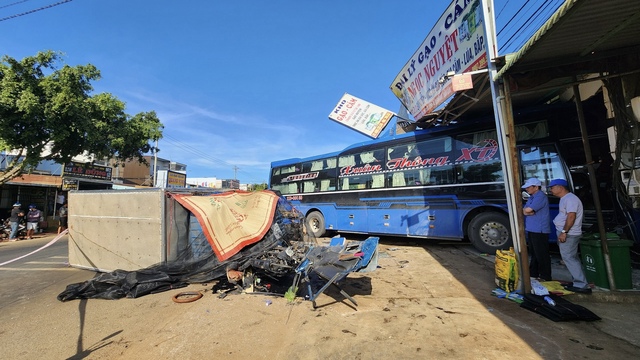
[
  {"x1": 9, "y1": 203, "x2": 24, "y2": 241},
  {"x1": 26, "y1": 204, "x2": 43, "y2": 240},
  {"x1": 58, "y1": 203, "x2": 68, "y2": 234},
  {"x1": 522, "y1": 178, "x2": 551, "y2": 281},
  {"x1": 549, "y1": 178, "x2": 592, "y2": 294}
]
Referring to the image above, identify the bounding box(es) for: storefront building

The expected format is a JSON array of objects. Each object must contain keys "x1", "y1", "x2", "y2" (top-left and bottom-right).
[{"x1": 0, "y1": 159, "x2": 113, "y2": 220}]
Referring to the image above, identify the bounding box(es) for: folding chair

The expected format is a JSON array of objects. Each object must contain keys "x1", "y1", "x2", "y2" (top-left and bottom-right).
[{"x1": 294, "y1": 236, "x2": 379, "y2": 309}]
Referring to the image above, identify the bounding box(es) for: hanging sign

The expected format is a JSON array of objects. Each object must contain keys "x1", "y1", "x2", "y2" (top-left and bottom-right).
[{"x1": 328, "y1": 93, "x2": 395, "y2": 139}]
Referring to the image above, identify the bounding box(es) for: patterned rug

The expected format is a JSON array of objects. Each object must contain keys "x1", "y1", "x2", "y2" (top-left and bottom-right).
[{"x1": 172, "y1": 190, "x2": 280, "y2": 261}]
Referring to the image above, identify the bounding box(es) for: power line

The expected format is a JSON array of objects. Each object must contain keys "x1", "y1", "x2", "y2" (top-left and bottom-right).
[
  {"x1": 0, "y1": 0, "x2": 31, "y2": 10},
  {"x1": 497, "y1": 0, "x2": 532, "y2": 37},
  {"x1": 161, "y1": 134, "x2": 263, "y2": 183},
  {"x1": 0, "y1": 0, "x2": 73, "y2": 22},
  {"x1": 161, "y1": 134, "x2": 233, "y2": 168},
  {"x1": 495, "y1": 0, "x2": 510, "y2": 20},
  {"x1": 499, "y1": 0, "x2": 561, "y2": 53}
]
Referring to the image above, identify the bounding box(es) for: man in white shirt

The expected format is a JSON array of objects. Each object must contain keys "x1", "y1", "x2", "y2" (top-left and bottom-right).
[{"x1": 549, "y1": 178, "x2": 591, "y2": 294}]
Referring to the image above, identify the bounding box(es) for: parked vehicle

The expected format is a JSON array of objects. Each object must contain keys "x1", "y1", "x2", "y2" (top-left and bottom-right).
[{"x1": 1, "y1": 218, "x2": 27, "y2": 240}]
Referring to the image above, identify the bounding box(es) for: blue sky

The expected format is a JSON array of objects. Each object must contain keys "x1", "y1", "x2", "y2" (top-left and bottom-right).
[{"x1": 0, "y1": 0, "x2": 563, "y2": 184}]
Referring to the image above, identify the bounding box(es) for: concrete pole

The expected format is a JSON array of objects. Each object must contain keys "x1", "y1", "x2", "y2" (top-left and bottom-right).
[{"x1": 482, "y1": 0, "x2": 531, "y2": 293}]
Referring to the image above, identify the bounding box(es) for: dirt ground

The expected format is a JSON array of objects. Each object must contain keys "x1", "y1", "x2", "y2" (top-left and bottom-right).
[{"x1": 2, "y1": 236, "x2": 639, "y2": 359}]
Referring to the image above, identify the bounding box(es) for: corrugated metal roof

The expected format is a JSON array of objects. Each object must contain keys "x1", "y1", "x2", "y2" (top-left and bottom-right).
[{"x1": 497, "y1": 0, "x2": 640, "y2": 78}]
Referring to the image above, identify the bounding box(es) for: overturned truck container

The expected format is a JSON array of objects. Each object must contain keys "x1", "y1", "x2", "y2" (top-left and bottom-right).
[
  {"x1": 67, "y1": 188, "x2": 307, "y2": 271},
  {"x1": 68, "y1": 188, "x2": 192, "y2": 272}
]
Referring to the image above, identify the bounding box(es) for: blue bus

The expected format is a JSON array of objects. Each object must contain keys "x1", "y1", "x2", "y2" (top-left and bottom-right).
[{"x1": 269, "y1": 100, "x2": 622, "y2": 253}]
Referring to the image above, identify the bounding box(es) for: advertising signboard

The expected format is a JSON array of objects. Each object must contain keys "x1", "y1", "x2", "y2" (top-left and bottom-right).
[
  {"x1": 390, "y1": 0, "x2": 487, "y2": 119},
  {"x1": 155, "y1": 169, "x2": 187, "y2": 188},
  {"x1": 64, "y1": 161, "x2": 112, "y2": 181},
  {"x1": 328, "y1": 93, "x2": 395, "y2": 139},
  {"x1": 62, "y1": 179, "x2": 79, "y2": 191}
]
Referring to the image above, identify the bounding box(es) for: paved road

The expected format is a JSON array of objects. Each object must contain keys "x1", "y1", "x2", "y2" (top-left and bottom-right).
[
  {"x1": 1, "y1": 234, "x2": 639, "y2": 359},
  {"x1": 0, "y1": 234, "x2": 94, "y2": 311}
]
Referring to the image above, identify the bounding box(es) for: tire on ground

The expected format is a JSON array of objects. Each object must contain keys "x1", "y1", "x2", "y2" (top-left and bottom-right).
[{"x1": 468, "y1": 212, "x2": 512, "y2": 254}]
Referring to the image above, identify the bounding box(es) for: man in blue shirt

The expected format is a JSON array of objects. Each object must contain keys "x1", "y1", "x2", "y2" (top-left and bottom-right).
[{"x1": 522, "y1": 178, "x2": 551, "y2": 281}]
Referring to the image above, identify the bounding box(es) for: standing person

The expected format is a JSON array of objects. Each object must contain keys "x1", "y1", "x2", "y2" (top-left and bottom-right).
[
  {"x1": 58, "y1": 202, "x2": 68, "y2": 234},
  {"x1": 26, "y1": 204, "x2": 43, "y2": 240},
  {"x1": 521, "y1": 178, "x2": 551, "y2": 281},
  {"x1": 56, "y1": 192, "x2": 66, "y2": 209},
  {"x1": 549, "y1": 178, "x2": 591, "y2": 294},
  {"x1": 9, "y1": 203, "x2": 24, "y2": 241}
]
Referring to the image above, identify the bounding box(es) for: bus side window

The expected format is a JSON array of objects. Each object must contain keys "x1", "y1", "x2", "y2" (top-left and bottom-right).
[
  {"x1": 389, "y1": 171, "x2": 406, "y2": 187},
  {"x1": 372, "y1": 174, "x2": 385, "y2": 188},
  {"x1": 310, "y1": 160, "x2": 323, "y2": 171},
  {"x1": 320, "y1": 179, "x2": 335, "y2": 191},
  {"x1": 388, "y1": 145, "x2": 409, "y2": 160},
  {"x1": 274, "y1": 182, "x2": 298, "y2": 194},
  {"x1": 303, "y1": 181, "x2": 316, "y2": 193},
  {"x1": 340, "y1": 177, "x2": 350, "y2": 190},
  {"x1": 430, "y1": 165, "x2": 455, "y2": 185},
  {"x1": 339, "y1": 155, "x2": 356, "y2": 167}
]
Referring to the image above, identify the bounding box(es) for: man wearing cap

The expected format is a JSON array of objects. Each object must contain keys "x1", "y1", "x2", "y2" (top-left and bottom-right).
[
  {"x1": 522, "y1": 178, "x2": 551, "y2": 281},
  {"x1": 549, "y1": 178, "x2": 591, "y2": 294},
  {"x1": 9, "y1": 203, "x2": 24, "y2": 241},
  {"x1": 26, "y1": 204, "x2": 43, "y2": 240}
]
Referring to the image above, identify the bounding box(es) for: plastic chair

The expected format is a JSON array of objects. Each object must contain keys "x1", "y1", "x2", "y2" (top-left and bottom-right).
[{"x1": 294, "y1": 236, "x2": 379, "y2": 308}]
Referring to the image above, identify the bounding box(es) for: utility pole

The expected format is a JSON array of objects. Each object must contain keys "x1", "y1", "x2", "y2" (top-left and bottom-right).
[
  {"x1": 153, "y1": 138, "x2": 158, "y2": 187},
  {"x1": 233, "y1": 165, "x2": 239, "y2": 180}
]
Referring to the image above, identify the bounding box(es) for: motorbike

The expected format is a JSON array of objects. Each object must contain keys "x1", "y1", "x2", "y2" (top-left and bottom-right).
[{"x1": 1, "y1": 218, "x2": 27, "y2": 240}]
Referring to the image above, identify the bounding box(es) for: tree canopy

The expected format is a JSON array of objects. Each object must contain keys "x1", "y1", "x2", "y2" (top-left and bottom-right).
[{"x1": 0, "y1": 50, "x2": 163, "y2": 184}]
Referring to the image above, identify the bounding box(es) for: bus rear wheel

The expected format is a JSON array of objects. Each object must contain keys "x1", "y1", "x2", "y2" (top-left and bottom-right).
[
  {"x1": 468, "y1": 212, "x2": 512, "y2": 254},
  {"x1": 305, "y1": 211, "x2": 326, "y2": 238}
]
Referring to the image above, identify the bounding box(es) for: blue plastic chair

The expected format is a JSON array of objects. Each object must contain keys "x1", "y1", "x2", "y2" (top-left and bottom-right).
[{"x1": 294, "y1": 236, "x2": 379, "y2": 308}]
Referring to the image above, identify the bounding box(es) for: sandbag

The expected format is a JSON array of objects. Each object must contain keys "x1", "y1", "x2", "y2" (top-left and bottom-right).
[{"x1": 495, "y1": 247, "x2": 519, "y2": 292}]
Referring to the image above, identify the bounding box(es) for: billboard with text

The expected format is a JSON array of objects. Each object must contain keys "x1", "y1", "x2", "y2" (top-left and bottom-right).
[
  {"x1": 390, "y1": 0, "x2": 487, "y2": 119},
  {"x1": 328, "y1": 93, "x2": 395, "y2": 139}
]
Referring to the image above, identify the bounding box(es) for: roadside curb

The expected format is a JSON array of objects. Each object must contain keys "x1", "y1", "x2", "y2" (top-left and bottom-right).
[
  {"x1": 574, "y1": 288, "x2": 640, "y2": 303},
  {"x1": 462, "y1": 245, "x2": 640, "y2": 303}
]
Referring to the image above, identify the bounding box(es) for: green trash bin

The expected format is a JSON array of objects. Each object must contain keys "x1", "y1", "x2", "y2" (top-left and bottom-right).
[{"x1": 580, "y1": 233, "x2": 633, "y2": 289}]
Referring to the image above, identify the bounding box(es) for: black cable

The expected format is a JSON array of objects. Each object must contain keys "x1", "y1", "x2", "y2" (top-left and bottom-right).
[
  {"x1": 497, "y1": 0, "x2": 532, "y2": 37},
  {"x1": 499, "y1": 0, "x2": 561, "y2": 53},
  {"x1": 161, "y1": 134, "x2": 264, "y2": 183},
  {"x1": 0, "y1": 0, "x2": 73, "y2": 22},
  {"x1": 0, "y1": 0, "x2": 31, "y2": 10},
  {"x1": 496, "y1": 0, "x2": 511, "y2": 20}
]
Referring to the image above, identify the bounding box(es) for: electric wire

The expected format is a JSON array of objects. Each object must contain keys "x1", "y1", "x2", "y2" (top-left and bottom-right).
[
  {"x1": 497, "y1": 0, "x2": 532, "y2": 37},
  {"x1": 0, "y1": 0, "x2": 31, "y2": 10},
  {"x1": 499, "y1": 0, "x2": 562, "y2": 54},
  {"x1": 0, "y1": 0, "x2": 73, "y2": 22},
  {"x1": 495, "y1": 0, "x2": 510, "y2": 20},
  {"x1": 160, "y1": 134, "x2": 264, "y2": 184}
]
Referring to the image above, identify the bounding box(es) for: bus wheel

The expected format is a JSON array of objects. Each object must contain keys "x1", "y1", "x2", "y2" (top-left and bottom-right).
[
  {"x1": 305, "y1": 211, "x2": 326, "y2": 238},
  {"x1": 468, "y1": 212, "x2": 512, "y2": 254}
]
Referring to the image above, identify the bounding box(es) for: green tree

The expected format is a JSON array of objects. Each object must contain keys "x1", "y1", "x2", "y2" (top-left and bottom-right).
[
  {"x1": 0, "y1": 50, "x2": 163, "y2": 184},
  {"x1": 253, "y1": 182, "x2": 268, "y2": 191}
]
